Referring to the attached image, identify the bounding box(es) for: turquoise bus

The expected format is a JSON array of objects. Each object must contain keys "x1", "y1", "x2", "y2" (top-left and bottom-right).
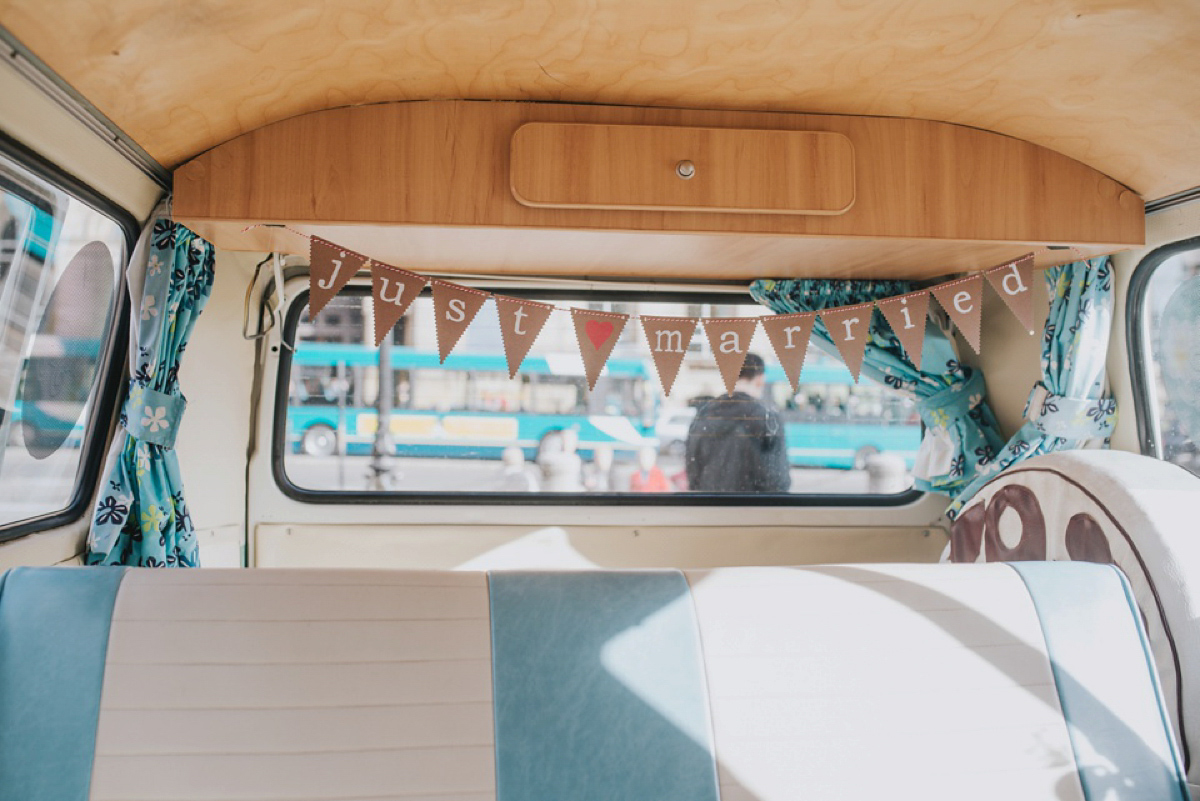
[{"x1": 285, "y1": 343, "x2": 921, "y2": 469}]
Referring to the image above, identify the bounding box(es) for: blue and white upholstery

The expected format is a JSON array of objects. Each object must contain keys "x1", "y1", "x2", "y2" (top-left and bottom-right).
[{"x1": 0, "y1": 563, "x2": 1187, "y2": 800}]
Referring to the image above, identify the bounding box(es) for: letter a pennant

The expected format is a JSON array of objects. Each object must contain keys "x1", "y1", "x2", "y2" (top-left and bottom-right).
[
  {"x1": 760, "y1": 313, "x2": 816, "y2": 393},
  {"x1": 931, "y1": 275, "x2": 985, "y2": 354},
  {"x1": 309, "y1": 237, "x2": 365, "y2": 317},
  {"x1": 876, "y1": 291, "x2": 931, "y2": 371},
  {"x1": 984, "y1": 253, "x2": 1037, "y2": 334},
  {"x1": 703, "y1": 317, "x2": 758, "y2": 395},
  {"x1": 431, "y1": 280, "x2": 491, "y2": 363},
  {"x1": 640, "y1": 315, "x2": 698, "y2": 396},
  {"x1": 571, "y1": 308, "x2": 629, "y2": 390},
  {"x1": 371, "y1": 262, "x2": 428, "y2": 346},
  {"x1": 495, "y1": 296, "x2": 554, "y2": 378},
  {"x1": 820, "y1": 303, "x2": 873, "y2": 382}
]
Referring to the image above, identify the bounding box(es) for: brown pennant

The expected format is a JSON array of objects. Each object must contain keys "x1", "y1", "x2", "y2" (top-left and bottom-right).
[
  {"x1": 309, "y1": 237, "x2": 365, "y2": 318},
  {"x1": 571, "y1": 308, "x2": 629, "y2": 390},
  {"x1": 876, "y1": 291, "x2": 931, "y2": 371},
  {"x1": 371, "y1": 262, "x2": 428, "y2": 346},
  {"x1": 495, "y1": 296, "x2": 554, "y2": 378},
  {"x1": 985, "y1": 253, "x2": 1037, "y2": 334},
  {"x1": 432, "y1": 280, "x2": 491, "y2": 363},
  {"x1": 931, "y1": 275, "x2": 985, "y2": 354},
  {"x1": 640, "y1": 315, "x2": 698, "y2": 397},
  {"x1": 820, "y1": 303, "x2": 873, "y2": 382},
  {"x1": 702, "y1": 317, "x2": 759, "y2": 395},
  {"x1": 760, "y1": 313, "x2": 816, "y2": 393}
]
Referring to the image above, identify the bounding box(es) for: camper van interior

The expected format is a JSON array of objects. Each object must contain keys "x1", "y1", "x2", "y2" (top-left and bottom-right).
[{"x1": 1, "y1": 2, "x2": 1199, "y2": 799}]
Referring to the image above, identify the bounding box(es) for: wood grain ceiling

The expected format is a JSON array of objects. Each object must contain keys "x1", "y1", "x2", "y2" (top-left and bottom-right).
[{"x1": 1, "y1": 0, "x2": 1197, "y2": 201}]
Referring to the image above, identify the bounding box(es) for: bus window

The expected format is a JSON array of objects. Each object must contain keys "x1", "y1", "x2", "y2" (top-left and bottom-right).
[
  {"x1": 1133, "y1": 243, "x2": 1200, "y2": 476},
  {"x1": 278, "y1": 290, "x2": 920, "y2": 498},
  {"x1": 0, "y1": 153, "x2": 127, "y2": 533}
]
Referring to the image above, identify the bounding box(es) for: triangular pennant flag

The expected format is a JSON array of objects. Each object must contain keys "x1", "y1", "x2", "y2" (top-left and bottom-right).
[
  {"x1": 985, "y1": 253, "x2": 1037, "y2": 334},
  {"x1": 760, "y1": 313, "x2": 816, "y2": 393},
  {"x1": 702, "y1": 317, "x2": 759, "y2": 395},
  {"x1": 640, "y1": 315, "x2": 698, "y2": 396},
  {"x1": 495, "y1": 295, "x2": 554, "y2": 378},
  {"x1": 931, "y1": 274, "x2": 985, "y2": 354},
  {"x1": 432, "y1": 280, "x2": 490, "y2": 363},
  {"x1": 876, "y1": 291, "x2": 931, "y2": 371},
  {"x1": 371, "y1": 261, "x2": 428, "y2": 346},
  {"x1": 820, "y1": 303, "x2": 873, "y2": 382},
  {"x1": 571, "y1": 308, "x2": 628, "y2": 390},
  {"x1": 309, "y1": 236, "x2": 365, "y2": 317}
]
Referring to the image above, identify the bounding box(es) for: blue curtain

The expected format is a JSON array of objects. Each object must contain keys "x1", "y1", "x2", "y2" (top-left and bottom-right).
[
  {"x1": 945, "y1": 257, "x2": 1117, "y2": 518},
  {"x1": 87, "y1": 209, "x2": 215, "y2": 566},
  {"x1": 750, "y1": 279, "x2": 1006, "y2": 496}
]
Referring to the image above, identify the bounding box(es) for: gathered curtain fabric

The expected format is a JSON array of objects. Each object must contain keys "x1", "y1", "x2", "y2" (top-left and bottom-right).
[
  {"x1": 87, "y1": 207, "x2": 215, "y2": 566},
  {"x1": 750, "y1": 279, "x2": 1006, "y2": 496},
  {"x1": 945, "y1": 257, "x2": 1117, "y2": 519}
]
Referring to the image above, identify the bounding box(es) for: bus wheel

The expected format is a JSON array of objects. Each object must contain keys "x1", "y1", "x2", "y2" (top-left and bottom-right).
[
  {"x1": 853, "y1": 445, "x2": 879, "y2": 470},
  {"x1": 301, "y1": 424, "x2": 337, "y2": 457}
]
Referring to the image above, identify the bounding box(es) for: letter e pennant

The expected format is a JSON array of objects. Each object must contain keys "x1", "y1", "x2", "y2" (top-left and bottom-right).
[
  {"x1": 876, "y1": 291, "x2": 931, "y2": 371},
  {"x1": 571, "y1": 309, "x2": 628, "y2": 390},
  {"x1": 703, "y1": 317, "x2": 758, "y2": 395},
  {"x1": 640, "y1": 315, "x2": 697, "y2": 396},
  {"x1": 495, "y1": 296, "x2": 553, "y2": 378},
  {"x1": 432, "y1": 280, "x2": 490, "y2": 363},
  {"x1": 931, "y1": 275, "x2": 984, "y2": 354},
  {"x1": 821, "y1": 303, "x2": 873, "y2": 382},
  {"x1": 985, "y1": 253, "x2": 1037, "y2": 334},
  {"x1": 309, "y1": 237, "x2": 365, "y2": 317},
  {"x1": 371, "y1": 262, "x2": 428, "y2": 346},
  {"x1": 761, "y1": 313, "x2": 815, "y2": 393}
]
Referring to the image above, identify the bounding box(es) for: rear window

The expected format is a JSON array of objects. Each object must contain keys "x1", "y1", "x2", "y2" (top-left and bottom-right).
[
  {"x1": 276, "y1": 288, "x2": 920, "y2": 501},
  {"x1": 0, "y1": 151, "x2": 126, "y2": 532}
]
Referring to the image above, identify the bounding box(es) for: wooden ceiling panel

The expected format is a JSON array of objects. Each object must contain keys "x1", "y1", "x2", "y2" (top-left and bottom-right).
[{"x1": 2, "y1": 0, "x2": 1198, "y2": 199}]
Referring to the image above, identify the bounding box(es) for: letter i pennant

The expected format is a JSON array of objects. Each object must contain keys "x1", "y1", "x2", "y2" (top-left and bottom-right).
[
  {"x1": 930, "y1": 275, "x2": 984, "y2": 354},
  {"x1": 571, "y1": 308, "x2": 628, "y2": 390},
  {"x1": 820, "y1": 303, "x2": 873, "y2": 382},
  {"x1": 495, "y1": 296, "x2": 554, "y2": 378},
  {"x1": 640, "y1": 316, "x2": 698, "y2": 396},
  {"x1": 761, "y1": 313, "x2": 816, "y2": 393},
  {"x1": 703, "y1": 317, "x2": 758, "y2": 395},
  {"x1": 876, "y1": 291, "x2": 931, "y2": 370},
  {"x1": 431, "y1": 280, "x2": 491, "y2": 363},
  {"x1": 371, "y1": 262, "x2": 428, "y2": 346},
  {"x1": 309, "y1": 236, "x2": 365, "y2": 317}
]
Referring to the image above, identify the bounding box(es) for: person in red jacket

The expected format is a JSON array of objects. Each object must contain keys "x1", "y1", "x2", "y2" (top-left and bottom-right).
[{"x1": 629, "y1": 445, "x2": 671, "y2": 493}]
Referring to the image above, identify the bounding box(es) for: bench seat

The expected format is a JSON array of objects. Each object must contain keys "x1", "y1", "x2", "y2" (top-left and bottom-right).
[{"x1": 0, "y1": 563, "x2": 1187, "y2": 800}]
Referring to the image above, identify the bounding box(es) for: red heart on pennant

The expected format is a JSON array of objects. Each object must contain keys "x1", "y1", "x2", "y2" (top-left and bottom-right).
[{"x1": 585, "y1": 320, "x2": 614, "y2": 349}]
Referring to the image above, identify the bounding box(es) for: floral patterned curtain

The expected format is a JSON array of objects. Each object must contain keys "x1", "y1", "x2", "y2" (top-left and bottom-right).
[
  {"x1": 87, "y1": 205, "x2": 215, "y2": 566},
  {"x1": 945, "y1": 257, "x2": 1117, "y2": 519},
  {"x1": 750, "y1": 279, "x2": 1006, "y2": 496}
]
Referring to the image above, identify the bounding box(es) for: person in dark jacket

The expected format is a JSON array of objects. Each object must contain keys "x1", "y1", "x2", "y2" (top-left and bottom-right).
[{"x1": 685, "y1": 353, "x2": 791, "y2": 492}]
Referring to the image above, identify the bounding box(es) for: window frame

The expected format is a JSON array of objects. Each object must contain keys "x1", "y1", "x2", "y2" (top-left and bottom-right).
[
  {"x1": 271, "y1": 284, "x2": 925, "y2": 508},
  {"x1": 1126, "y1": 234, "x2": 1200, "y2": 460},
  {"x1": 0, "y1": 132, "x2": 137, "y2": 544}
]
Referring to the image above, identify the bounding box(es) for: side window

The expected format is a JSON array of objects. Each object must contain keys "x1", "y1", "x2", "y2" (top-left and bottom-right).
[
  {"x1": 0, "y1": 154, "x2": 127, "y2": 533},
  {"x1": 1134, "y1": 242, "x2": 1200, "y2": 475},
  {"x1": 277, "y1": 288, "x2": 921, "y2": 501}
]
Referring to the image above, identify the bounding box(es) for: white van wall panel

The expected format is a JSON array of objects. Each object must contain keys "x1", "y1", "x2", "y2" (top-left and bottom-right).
[
  {"x1": 91, "y1": 569, "x2": 497, "y2": 801},
  {"x1": 684, "y1": 565, "x2": 1084, "y2": 801}
]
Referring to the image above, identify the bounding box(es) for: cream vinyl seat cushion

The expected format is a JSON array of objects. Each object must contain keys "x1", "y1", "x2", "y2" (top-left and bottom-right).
[{"x1": 0, "y1": 563, "x2": 1187, "y2": 800}]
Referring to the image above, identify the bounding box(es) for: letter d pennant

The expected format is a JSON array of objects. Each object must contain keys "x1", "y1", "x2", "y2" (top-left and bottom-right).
[{"x1": 820, "y1": 303, "x2": 874, "y2": 382}]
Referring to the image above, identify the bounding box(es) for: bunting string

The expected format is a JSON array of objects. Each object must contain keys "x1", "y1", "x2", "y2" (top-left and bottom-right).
[{"x1": 244, "y1": 224, "x2": 1041, "y2": 397}]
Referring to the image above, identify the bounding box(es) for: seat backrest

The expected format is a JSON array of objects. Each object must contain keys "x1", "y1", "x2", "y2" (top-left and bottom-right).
[
  {"x1": 0, "y1": 562, "x2": 1188, "y2": 801},
  {"x1": 950, "y1": 449, "x2": 1200, "y2": 790}
]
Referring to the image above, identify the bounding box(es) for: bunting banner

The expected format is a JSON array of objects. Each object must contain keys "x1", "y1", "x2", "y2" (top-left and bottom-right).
[
  {"x1": 761, "y1": 312, "x2": 816, "y2": 393},
  {"x1": 432, "y1": 280, "x2": 491, "y2": 363},
  {"x1": 820, "y1": 303, "x2": 873, "y2": 382},
  {"x1": 930, "y1": 274, "x2": 985, "y2": 354},
  {"x1": 640, "y1": 315, "x2": 698, "y2": 396},
  {"x1": 252, "y1": 226, "x2": 1047, "y2": 398},
  {"x1": 702, "y1": 317, "x2": 759, "y2": 394}
]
